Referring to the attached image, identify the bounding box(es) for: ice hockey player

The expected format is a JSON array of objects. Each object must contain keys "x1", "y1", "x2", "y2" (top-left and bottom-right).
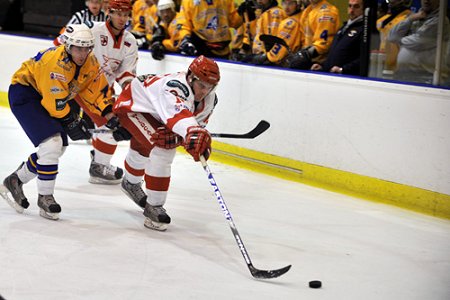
[
  {"x1": 112, "y1": 55, "x2": 220, "y2": 231},
  {"x1": 0, "y1": 24, "x2": 120, "y2": 220},
  {"x1": 87, "y1": 0, "x2": 138, "y2": 185}
]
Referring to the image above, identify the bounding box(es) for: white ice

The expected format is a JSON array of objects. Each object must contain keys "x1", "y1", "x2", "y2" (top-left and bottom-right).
[{"x1": 0, "y1": 106, "x2": 449, "y2": 300}]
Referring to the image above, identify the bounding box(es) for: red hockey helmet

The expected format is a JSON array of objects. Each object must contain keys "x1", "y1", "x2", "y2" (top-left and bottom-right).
[
  {"x1": 188, "y1": 56, "x2": 221, "y2": 85},
  {"x1": 108, "y1": 0, "x2": 132, "y2": 11}
]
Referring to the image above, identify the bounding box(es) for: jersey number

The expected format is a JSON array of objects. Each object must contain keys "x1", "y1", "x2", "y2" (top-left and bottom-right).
[{"x1": 320, "y1": 30, "x2": 329, "y2": 41}]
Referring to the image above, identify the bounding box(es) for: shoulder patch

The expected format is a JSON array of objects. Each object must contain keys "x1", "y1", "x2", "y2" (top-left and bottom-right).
[{"x1": 167, "y1": 80, "x2": 190, "y2": 98}]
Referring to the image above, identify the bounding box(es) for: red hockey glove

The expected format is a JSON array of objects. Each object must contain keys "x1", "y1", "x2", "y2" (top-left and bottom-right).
[
  {"x1": 184, "y1": 126, "x2": 212, "y2": 161},
  {"x1": 151, "y1": 127, "x2": 183, "y2": 149}
]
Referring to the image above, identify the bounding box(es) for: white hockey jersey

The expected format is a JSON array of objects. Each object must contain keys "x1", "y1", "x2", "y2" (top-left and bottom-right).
[
  {"x1": 114, "y1": 72, "x2": 218, "y2": 139},
  {"x1": 91, "y1": 21, "x2": 138, "y2": 88}
]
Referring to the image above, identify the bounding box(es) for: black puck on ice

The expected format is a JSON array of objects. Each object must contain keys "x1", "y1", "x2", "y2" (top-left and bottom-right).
[{"x1": 309, "y1": 280, "x2": 322, "y2": 288}]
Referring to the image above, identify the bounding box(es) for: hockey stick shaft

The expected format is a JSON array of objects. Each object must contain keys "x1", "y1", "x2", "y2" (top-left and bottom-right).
[
  {"x1": 89, "y1": 120, "x2": 270, "y2": 139},
  {"x1": 200, "y1": 157, "x2": 255, "y2": 267},
  {"x1": 199, "y1": 156, "x2": 291, "y2": 279}
]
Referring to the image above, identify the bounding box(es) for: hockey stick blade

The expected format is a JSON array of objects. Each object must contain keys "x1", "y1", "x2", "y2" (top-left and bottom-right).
[
  {"x1": 249, "y1": 264, "x2": 292, "y2": 279},
  {"x1": 211, "y1": 120, "x2": 270, "y2": 139},
  {"x1": 259, "y1": 34, "x2": 289, "y2": 50}
]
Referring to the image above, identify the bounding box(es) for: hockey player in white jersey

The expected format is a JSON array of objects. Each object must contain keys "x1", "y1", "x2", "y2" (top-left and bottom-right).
[
  {"x1": 87, "y1": 0, "x2": 139, "y2": 184},
  {"x1": 112, "y1": 55, "x2": 220, "y2": 231}
]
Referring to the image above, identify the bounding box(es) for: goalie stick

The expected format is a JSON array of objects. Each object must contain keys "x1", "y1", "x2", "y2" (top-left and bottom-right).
[
  {"x1": 88, "y1": 120, "x2": 270, "y2": 139},
  {"x1": 199, "y1": 156, "x2": 291, "y2": 279}
]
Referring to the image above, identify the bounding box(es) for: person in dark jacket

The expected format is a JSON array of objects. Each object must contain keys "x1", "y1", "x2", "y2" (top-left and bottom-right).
[{"x1": 310, "y1": 0, "x2": 365, "y2": 75}]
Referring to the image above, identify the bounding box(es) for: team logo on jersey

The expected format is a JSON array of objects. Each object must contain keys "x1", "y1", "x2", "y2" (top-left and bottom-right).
[
  {"x1": 348, "y1": 30, "x2": 357, "y2": 37},
  {"x1": 319, "y1": 16, "x2": 334, "y2": 23},
  {"x1": 100, "y1": 35, "x2": 108, "y2": 46},
  {"x1": 206, "y1": 16, "x2": 218, "y2": 31},
  {"x1": 167, "y1": 80, "x2": 190, "y2": 98},
  {"x1": 173, "y1": 95, "x2": 190, "y2": 112},
  {"x1": 50, "y1": 72, "x2": 67, "y2": 82},
  {"x1": 50, "y1": 86, "x2": 64, "y2": 94}
]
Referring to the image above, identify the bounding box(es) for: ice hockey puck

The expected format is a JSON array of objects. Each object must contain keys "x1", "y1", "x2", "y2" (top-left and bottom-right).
[{"x1": 309, "y1": 280, "x2": 322, "y2": 288}]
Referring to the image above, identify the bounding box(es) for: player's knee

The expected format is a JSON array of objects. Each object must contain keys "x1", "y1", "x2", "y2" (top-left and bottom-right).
[
  {"x1": 37, "y1": 134, "x2": 65, "y2": 164},
  {"x1": 150, "y1": 147, "x2": 176, "y2": 165}
]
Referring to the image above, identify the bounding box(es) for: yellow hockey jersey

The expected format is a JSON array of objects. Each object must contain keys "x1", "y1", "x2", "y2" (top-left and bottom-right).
[
  {"x1": 179, "y1": 0, "x2": 243, "y2": 55},
  {"x1": 11, "y1": 46, "x2": 113, "y2": 119},
  {"x1": 377, "y1": 9, "x2": 411, "y2": 71},
  {"x1": 302, "y1": 0, "x2": 340, "y2": 57},
  {"x1": 267, "y1": 11, "x2": 303, "y2": 64},
  {"x1": 249, "y1": 6, "x2": 286, "y2": 55},
  {"x1": 132, "y1": 0, "x2": 153, "y2": 34},
  {"x1": 145, "y1": 5, "x2": 159, "y2": 42},
  {"x1": 160, "y1": 13, "x2": 189, "y2": 52}
]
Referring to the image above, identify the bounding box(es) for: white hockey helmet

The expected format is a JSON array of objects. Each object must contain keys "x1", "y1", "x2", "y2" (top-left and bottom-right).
[
  {"x1": 62, "y1": 24, "x2": 95, "y2": 49},
  {"x1": 157, "y1": 0, "x2": 176, "y2": 12}
]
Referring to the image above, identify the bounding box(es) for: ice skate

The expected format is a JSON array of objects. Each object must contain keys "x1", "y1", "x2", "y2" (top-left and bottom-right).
[
  {"x1": 37, "y1": 194, "x2": 61, "y2": 220},
  {"x1": 0, "y1": 168, "x2": 30, "y2": 213},
  {"x1": 143, "y1": 204, "x2": 171, "y2": 231},
  {"x1": 89, "y1": 150, "x2": 123, "y2": 184},
  {"x1": 121, "y1": 179, "x2": 147, "y2": 209}
]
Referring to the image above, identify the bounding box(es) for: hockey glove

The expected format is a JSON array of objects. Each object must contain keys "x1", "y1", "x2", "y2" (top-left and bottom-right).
[
  {"x1": 151, "y1": 42, "x2": 166, "y2": 61},
  {"x1": 184, "y1": 126, "x2": 212, "y2": 161},
  {"x1": 252, "y1": 53, "x2": 269, "y2": 65},
  {"x1": 287, "y1": 46, "x2": 318, "y2": 70},
  {"x1": 151, "y1": 26, "x2": 166, "y2": 43},
  {"x1": 180, "y1": 37, "x2": 198, "y2": 56},
  {"x1": 105, "y1": 116, "x2": 120, "y2": 130},
  {"x1": 237, "y1": 0, "x2": 256, "y2": 22},
  {"x1": 112, "y1": 126, "x2": 132, "y2": 141},
  {"x1": 60, "y1": 112, "x2": 92, "y2": 141},
  {"x1": 151, "y1": 127, "x2": 183, "y2": 149}
]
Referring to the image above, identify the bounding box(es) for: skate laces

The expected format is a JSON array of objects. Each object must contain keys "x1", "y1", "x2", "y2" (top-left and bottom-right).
[
  {"x1": 126, "y1": 180, "x2": 145, "y2": 198},
  {"x1": 92, "y1": 162, "x2": 117, "y2": 177},
  {"x1": 7, "y1": 173, "x2": 25, "y2": 198},
  {"x1": 151, "y1": 205, "x2": 166, "y2": 214},
  {"x1": 102, "y1": 164, "x2": 117, "y2": 176},
  {"x1": 40, "y1": 195, "x2": 57, "y2": 206}
]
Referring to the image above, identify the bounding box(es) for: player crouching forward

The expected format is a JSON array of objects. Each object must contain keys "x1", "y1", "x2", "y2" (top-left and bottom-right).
[
  {"x1": 113, "y1": 55, "x2": 220, "y2": 231},
  {"x1": 0, "y1": 24, "x2": 121, "y2": 220}
]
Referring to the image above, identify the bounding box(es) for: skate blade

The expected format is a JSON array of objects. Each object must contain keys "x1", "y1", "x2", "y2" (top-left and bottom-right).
[
  {"x1": 144, "y1": 218, "x2": 168, "y2": 231},
  {"x1": 0, "y1": 185, "x2": 24, "y2": 213},
  {"x1": 89, "y1": 176, "x2": 121, "y2": 185},
  {"x1": 121, "y1": 187, "x2": 146, "y2": 210},
  {"x1": 39, "y1": 209, "x2": 59, "y2": 221}
]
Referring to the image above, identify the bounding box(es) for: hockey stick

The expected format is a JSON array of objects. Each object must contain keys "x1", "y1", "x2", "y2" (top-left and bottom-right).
[
  {"x1": 210, "y1": 120, "x2": 270, "y2": 139},
  {"x1": 199, "y1": 156, "x2": 291, "y2": 279},
  {"x1": 89, "y1": 120, "x2": 270, "y2": 139},
  {"x1": 259, "y1": 34, "x2": 289, "y2": 51}
]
